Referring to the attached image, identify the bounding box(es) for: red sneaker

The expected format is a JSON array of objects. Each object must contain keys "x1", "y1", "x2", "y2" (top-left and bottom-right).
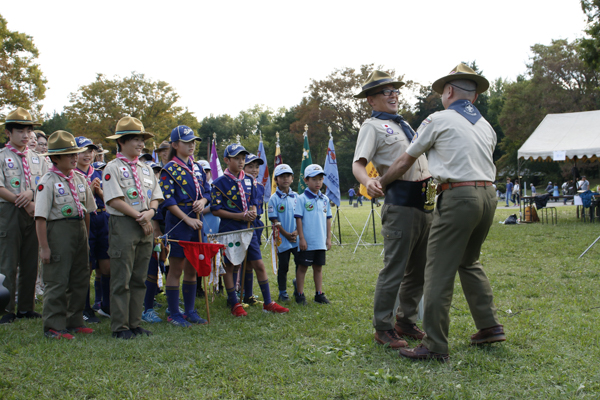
[
  {"x1": 263, "y1": 301, "x2": 289, "y2": 314},
  {"x1": 231, "y1": 303, "x2": 248, "y2": 317},
  {"x1": 44, "y1": 329, "x2": 75, "y2": 340},
  {"x1": 69, "y1": 326, "x2": 94, "y2": 334}
]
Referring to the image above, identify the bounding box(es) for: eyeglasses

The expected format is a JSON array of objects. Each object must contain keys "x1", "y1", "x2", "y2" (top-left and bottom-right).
[
  {"x1": 370, "y1": 89, "x2": 400, "y2": 97},
  {"x1": 37, "y1": 142, "x2": 48, "y2": 147}
]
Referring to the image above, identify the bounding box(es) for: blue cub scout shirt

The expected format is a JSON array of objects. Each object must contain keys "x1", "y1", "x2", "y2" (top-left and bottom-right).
[
  {"x1": 294, "y1": 189, "x2": 332, "y2": 251},
  {"x1": 210, "y1": 172, "x2": 258, "y2": 233},
  {"x1": 268, "y1": 187, "x2": 298, "y2": 253}
]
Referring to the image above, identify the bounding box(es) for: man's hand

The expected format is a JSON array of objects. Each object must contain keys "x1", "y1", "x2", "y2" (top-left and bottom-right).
[
  {"x1": 14, "y1": 190, "x2": 33, "y2": 208},
  {"x1": 136, "y1": 211, "x2": 154, "y2": 235},
  {"x1": 40, "y1": 246, "x2": 51, "y2": 264},
  {"x1": 366, "y1": 179, "x2": 385, "y2": 198}
]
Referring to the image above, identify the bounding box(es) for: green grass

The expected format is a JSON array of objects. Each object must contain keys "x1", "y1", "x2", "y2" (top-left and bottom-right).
[{"x1": 1, "y1": 202, "x2": 600, "y2": 399}]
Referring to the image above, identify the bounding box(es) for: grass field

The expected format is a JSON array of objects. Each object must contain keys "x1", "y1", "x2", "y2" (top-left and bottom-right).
[{"x1": 1, "y1": 202, "x2": 599, "y2": 399}]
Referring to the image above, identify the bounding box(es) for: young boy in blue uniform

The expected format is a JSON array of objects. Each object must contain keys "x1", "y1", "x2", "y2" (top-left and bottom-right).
[
  {"x1": 210, "y1": 144, "x2": 288, "y2": 316},
  {"x1": 267, "y1": 164, "x2": 298, "y2": 302},
  {"x1": 159, "y1": 126, "x2": 210, "y2": 327},
  {"x1": 74, "y1": 136, "x2": 105, "y2": 324},
  {"x1": 240, "y1": 153, "x2": 265, "y2": 305},
  {"x1": 294, "y1": 164, "x2": 332, "y2": 305}
]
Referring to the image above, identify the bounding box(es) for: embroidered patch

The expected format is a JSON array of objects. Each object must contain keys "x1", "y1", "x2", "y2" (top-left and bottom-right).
[
  {"x1": 126, "y1": 187, "x2": 139, "y2": 199},
  {"x1": 35, "y1": 176, "x2": 40, "y2": 184},
  {"x1": 421, "y1": 117, "x2": 432, "y2": 126},
  {"x1": 6, "y1": 157, "x2": 15, "y2": 169},
  {"x1": 278, "y1": 204, "x2": 285, "y2": 213},
  {"x1": 386, "y1": 128, "x2": 394, "y2": 134},
  {"x1": 78, "y1": 184, "x2": 85, "y2": 193},
  {"x1": 226, "y1": 199, "x2": 236, "y2": 209},
  {"x1": 105, "y1": 174, "x2": 111, "y2": 181},
  {"x1": 58, "y1": 188, "x2": 65, "y2": 195},
  {"x1": 165, "y1": 194, "x2": 171, "y2": 199},
  {"x1": 9, "y1": 177, "x2": 20, "y2": 188},
  {"x1": 61, "y1": 205, "x2": 73, "y2": 217},
  {"x1": 147, "y1": 189, "x2": 152, "y2": 198},
  {"x1": 182, "y1": 189, "x2": 188, "y2": 195},
  {"x1": 38, "y1": 184, "x2": 44, "y2": 191},
  {"x1": 305, "y1": 202, "x2": 314, "y2": 211},
  {"x1": 31, "y1": 157, "x2": 40, "y2": 164},
  {"x1": 268, "y1": 205, "x2": 274, "y2": 213},
  {"x1": 161, "y1": 176, "x2": 167, "y2": 180},
  {"x1": 142, "y1": 168, "x2": 150, "y2": 176}
]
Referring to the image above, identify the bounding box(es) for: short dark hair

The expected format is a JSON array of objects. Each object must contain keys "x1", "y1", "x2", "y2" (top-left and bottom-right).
[
  {"x1": 116, "y1": 135, "x2": 140, "y2": 152},
  {"x1": 36, "y1": 132, "x2": 47, "y2": 140},
  {"x1": 49, "y1": 155, "x2": 61, "y2": 166},
  {"x1": 5, "y1": 123, "x2": 31, "y2": 133}
]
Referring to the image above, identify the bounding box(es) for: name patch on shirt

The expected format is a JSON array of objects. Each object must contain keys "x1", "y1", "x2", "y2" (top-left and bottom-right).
[
  {"x1": 78, "y1": 183, "x2": 85, "y2": 193},
  {"x1": 31, "y1": 157, "x2": 40, "y2": 164},
  {"x1": 244, "y1": 178, "x2": 252, "y2": 186},
  {"x1": 143, "y1": 178, "x2": 152, "y2": 185},
  {"x1": 142, "y1": 168, "x2": 150, "y2": 176}
]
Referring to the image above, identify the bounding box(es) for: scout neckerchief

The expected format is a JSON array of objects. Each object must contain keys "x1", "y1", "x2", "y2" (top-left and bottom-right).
[
  {"x1": 172, "y1": 156, "x2": 201, "y2": 201},
  {"x1": 50, "y1": 165, "x2": 84, "y2": 218},
  {"x1": 223, "y1": 168, "x2": 248, "y2": 213},
  {"x1": 116, "y1": 152, "x2": 144, "y2": 202},
  {"x1": 276, "y1": 187, "x2": 295, "y2": 199},
  {"x1": 304, "y1": 187, "x2": 324, "y2": 200},
  {"x1": 75, "y1": 166, "x2": 94, "y2": 186},
  {"x1": 447, "y1": 99, "x2": 482, "y2": 125},
  {"x1": 6, "y1": 143, "x2": 31, "y2": 190},
  {"x1": 371, "y1": 111, "x2": 415, "y2": 142}
]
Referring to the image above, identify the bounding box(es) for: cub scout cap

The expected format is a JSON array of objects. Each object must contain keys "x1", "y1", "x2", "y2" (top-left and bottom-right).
[
  {"x1": 2, "y1": 107, "x2": 41, "y2": 127},
  {"x1": 75, "y1": 136, "x2": 99, "y2": 150},
  {"x1": 223, "y1": 143, "x2": 249, "y2": 158},
  {"x1": 198, "y1": 160, "x2": 211, "y2": 170},
  {"x1": 139, "y1": 153, "x2": 154, "y2": 162},
  {"x1": 146, "y1": 161, "x2": 162, "y2": 172},
  {"x1": 92, "y1": 161, "x2": 107, "y2": 170},
  {"x1": 274, "y1": 164, "x2": 293, "y2": 177},
  {"x1": 245, "y1": 153, "x2": 264, "y2": 165},
  {"x1": 170, "y1": 125, "x2": 201, "y2": 143},
  {"x1": 304, "y1": 164, "x2": 326, "y2": 178}
]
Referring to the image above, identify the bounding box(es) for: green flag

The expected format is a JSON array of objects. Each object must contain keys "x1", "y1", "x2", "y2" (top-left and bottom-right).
[{"x1": 298, "y1": 131, "x2": 313, "y2": 193}]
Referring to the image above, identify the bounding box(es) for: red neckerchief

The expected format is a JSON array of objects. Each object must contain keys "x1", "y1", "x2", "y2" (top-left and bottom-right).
[
  {"x1": 116, "y1": 153, "x2": 144, "y2": 202},
  {"x1": 75, "y1": 166, "x2": 93, "y2": 186},
  {"x1": 6, "y1": 143, "x2": 31, "y2": 190}
]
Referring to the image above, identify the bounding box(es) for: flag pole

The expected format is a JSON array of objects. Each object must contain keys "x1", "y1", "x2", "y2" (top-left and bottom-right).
[
  {"x1": 197, "y1": 212, "x2": 210, "y2": 324},
  {"x1": 336, "y1": 206, "x2": 342, "y2": 245}
]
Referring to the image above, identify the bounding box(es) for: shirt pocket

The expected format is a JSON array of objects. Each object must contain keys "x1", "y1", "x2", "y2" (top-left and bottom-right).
[{"x1": 384, "y1": 134, "x2": 402, "y2": 146}]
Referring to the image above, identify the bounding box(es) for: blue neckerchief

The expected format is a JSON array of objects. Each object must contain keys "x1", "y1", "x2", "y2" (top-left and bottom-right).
[
  {"x1": 304, "y1": 188, "x2": 323, "y2": 199},
  {"x1": 447, "y1": 99, "x2": 482, "y2": 125},
  {"x1": 276, "y1": 187, "x2": 295, "y2": 199},
  {"x1": 371, "y1": 111, "x2": 415, "y2": 142}
]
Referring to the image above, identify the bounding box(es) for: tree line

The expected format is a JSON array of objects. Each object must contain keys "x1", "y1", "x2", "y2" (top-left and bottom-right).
[{"x1": 3, "y1": 3, "x2": 600, "y2": 190}]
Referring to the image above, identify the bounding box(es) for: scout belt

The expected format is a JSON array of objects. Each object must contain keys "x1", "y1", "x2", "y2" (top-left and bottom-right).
[
  {"x1": 384, "y1": 179, "x2": 436, "y2": 213},
  {"x1": 437, "y1": 181, "x2": 493, "y2": 194}
]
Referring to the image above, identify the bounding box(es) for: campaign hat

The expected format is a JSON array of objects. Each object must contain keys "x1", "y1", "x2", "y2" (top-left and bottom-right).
[
  {"x1": 2, "y1": 107, "x2": 41, "y2": 127},
  {"x1": 96, "y1": 143, "x2": 109, "y2": 154},
  {"x1": 41, "y1": 131, "x2": 87, "y2": 156},
  {"x1": 432, "y1": 63, "x2": 490, "y2": 95},
  {"x1": 106, "y1": 116, "x2": 154, "y2": 140},
  {"x1": 354, "y1": 71, "x2": 405, "y2": 99}
]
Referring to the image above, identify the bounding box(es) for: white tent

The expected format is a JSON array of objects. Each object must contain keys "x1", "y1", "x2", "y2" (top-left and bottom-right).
[{"x1": 518, "y1": 110, "x2": 600, "y2": 162}]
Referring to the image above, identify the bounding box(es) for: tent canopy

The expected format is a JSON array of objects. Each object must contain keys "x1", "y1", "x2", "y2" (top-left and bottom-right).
[{"x1": 517, "y1": 110, "x2": 600, "y2": 162}]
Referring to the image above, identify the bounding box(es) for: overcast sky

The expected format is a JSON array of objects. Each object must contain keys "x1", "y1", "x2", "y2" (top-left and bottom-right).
[{"x1": 3, "y1": 0, "x2": 589, "y2": 121}]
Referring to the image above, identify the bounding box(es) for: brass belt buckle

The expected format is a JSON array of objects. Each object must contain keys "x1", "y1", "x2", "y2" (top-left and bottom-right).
[{"x1": 424, "y1": 178, "x2": 437, "y2": 211}]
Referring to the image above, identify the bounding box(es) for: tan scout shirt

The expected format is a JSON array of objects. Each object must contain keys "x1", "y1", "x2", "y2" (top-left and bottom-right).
[
  {"x1": 35, "y1": 171, "x2": 97, "y2": 221},
  {"x1": 406, "y1": 109, "x2": 496, "y2": 183},
  {"x1": 354, "y1": 118, "x2": 430, "y2": 182},
  {"x1": 102, "y1": 158, "x2": 163, "y2": 216},
  {"x1": 0, "y1": 147, "x2": 48, "y2": 202}
]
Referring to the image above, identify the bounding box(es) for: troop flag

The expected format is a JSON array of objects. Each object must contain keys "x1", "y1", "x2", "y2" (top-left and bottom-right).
[
  {"x1": 178, "y1": 241, "x2": 225, "y2": 276},
  {"x1": 298, "y1": 128, "x2": 312, "y2": 193},
  {"x1": 217, "y1": 231, "x2": 253, "y2": 266},
  {"x1": 359, "y1": 162, "x2": 379, "y2": 200},
  {"x1": 257, "y1": 139, "x2": 271, "y2": 202},
  {"x1": 271, "y1": 140, "x2": 282, "y2": 195},
  {"x1": 323, "y1": 137, "x2": 341, "y2": 207},
  {"x1": 209, "y1": 139, "x2": 223, "y2": 182}
]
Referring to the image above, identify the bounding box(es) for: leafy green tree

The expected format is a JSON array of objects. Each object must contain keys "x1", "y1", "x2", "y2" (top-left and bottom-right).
[
  {"x1": 580, "y1": 0, "x2": 600, "y2": 69},
  {"x1": 64, "y1": 72, "x2": 200, "y2": 153},
  {"x1": 0, "y1": 14, "x2": 47, "y2": 117},
  {"x1": 40, "y1": 111, "x2": 69, "y2": 135}
]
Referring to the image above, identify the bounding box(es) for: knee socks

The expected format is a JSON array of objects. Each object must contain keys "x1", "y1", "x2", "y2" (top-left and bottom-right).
[
  {"x1": 244, "y1": 271, "x2": 254, "y2": 299},
  {"x1": 144, "y1": 276, "x2": 158, "y2": 312},
  {"x1": 258, "y1": 279, "x2": 272, "y2": 305},
  {"x1": 182, "y1": 280, "x2": 196, "y2": 314},
  {"x1": 166, "y1": 286, "x2": 181, "y2": 317}
]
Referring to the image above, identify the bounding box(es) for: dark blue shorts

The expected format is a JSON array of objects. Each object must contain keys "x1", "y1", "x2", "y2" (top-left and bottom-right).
[
  {"x1": 89, "y1": 211, "x2": 110, "y2": 264},
  {"x1": 297, "y1": 249, "x2": 326, "y2": 267}
]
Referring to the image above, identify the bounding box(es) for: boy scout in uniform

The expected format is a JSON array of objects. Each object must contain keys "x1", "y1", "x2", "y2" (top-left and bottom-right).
[
  {"x1": 103, "y1": 117, "x2": 163, "y2": 339},
  {"x1": 0, "y1": 108, "x2": 49, "y2": 324},
  {"x1": 379, "y1": 64, "x2": 504, "y2": 361},
  {"x1": 35, "y1": 131, "x2": 97, "y2": 338},
  {"x1": 352, "y1": 71, "x2": 432, "y2": 349}
]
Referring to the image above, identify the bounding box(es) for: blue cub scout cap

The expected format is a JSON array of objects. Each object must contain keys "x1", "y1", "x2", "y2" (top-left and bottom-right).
[
  {"x1": 198, "y1": 160, "x2": 211, "y2": 170},
  {"x1": 304, "y1": 164, "x2": 327, "y2": 178},
  {"x1": 75, "y1": 136, "x2": 99, "y2": 150},
  {"x1": 170, "y1": 125, "x2": 201, "y2": 143},
  {"x1": 274, "y1": 164, "x2": 294, "y2": 177},
  {"x1": 245, "y1": 153, "x2": 264, "y2": 165},
  {"x1": 223, "y1": 143, "x2": 249, "y2": 158},
  {"x1": 92, "y1": 161, "x2": 106, "y2": 170}
]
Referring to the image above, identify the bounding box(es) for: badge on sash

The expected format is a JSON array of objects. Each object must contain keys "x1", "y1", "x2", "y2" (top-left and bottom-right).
[
  {"x1": 78, "y1": 183, "x2": 85, "y2": 193},
  {"x1": 31, "y1": 157, "x2": 40, "y2": 164},
  {"x1": 142, "y1": 168, "x2": 150, "y2": 176}
]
